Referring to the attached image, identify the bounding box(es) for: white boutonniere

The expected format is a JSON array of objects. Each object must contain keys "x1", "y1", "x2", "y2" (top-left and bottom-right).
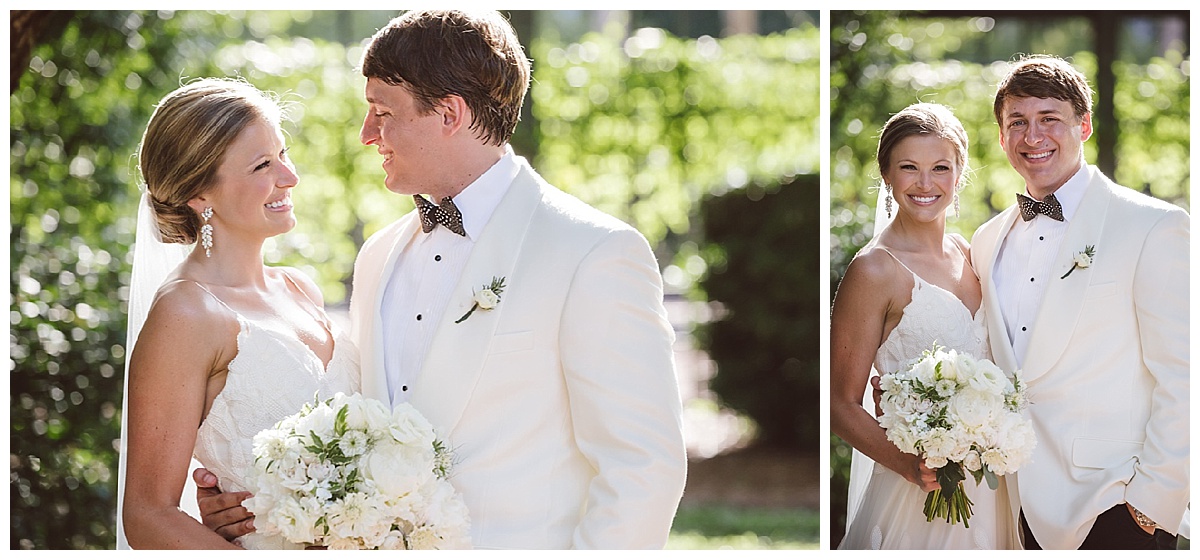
[
  {"x1": 455, "y1": 276, "x2": 506, "y2": 323},
  {"x1": 1060, "y1": 245, "x2": 1095, "y2": 279}
]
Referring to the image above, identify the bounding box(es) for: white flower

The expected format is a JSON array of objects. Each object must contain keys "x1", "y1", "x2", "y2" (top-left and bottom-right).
[
  {"x1": 980, "y1": 448, "x2": 1009, "y2": 474},
  {"x1": 1061, "y1": 245, "x2": 1096, "y2": 279},
  {"x1": 247, "y1": 394, "x2": 471, "y2": 549},
  {"x1": 948, "y1": 388, "x2": 1000, "y2": 430},
  {"x1": 399, "y1": 525, "x2": 434, "y2": 550},
  {"x1": 338, "y1": 430, "x2": 370, "y2": 457},
  {"x1": 364, "y1": 440, "x2": 435, "y2": 498},
  {"x1": 963, "y1": 449, "x2": 982, "y2": 472},
  {"x1": 388, "y1": 403, "x2": 437, "y2": 446},
  {"x1": 474, "y1": 289, "x2": 500, "y2": 310}
]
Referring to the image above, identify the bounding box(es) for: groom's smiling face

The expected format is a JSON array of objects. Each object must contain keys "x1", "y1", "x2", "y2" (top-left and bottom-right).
[
  {"x1": 361, "y1": 78, "x2": 446, "y2": 196},
  {"x1": 998, "y1": 96, "x2": 1092, "y2": 199}
]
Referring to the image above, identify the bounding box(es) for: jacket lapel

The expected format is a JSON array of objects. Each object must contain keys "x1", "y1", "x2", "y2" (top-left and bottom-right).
[
  {"x1": 977, "y1": 207, "x2": 1021, "y2": 374},
  {"x1": 1021, "y1": 169, "x2": 1111, "y2": 381},
  {"x1": 360, "y1": 213, "x2": 422, "y2": 405},
  {"x1": 408, "y1": 166, "x2": 542, "y2": 435}
]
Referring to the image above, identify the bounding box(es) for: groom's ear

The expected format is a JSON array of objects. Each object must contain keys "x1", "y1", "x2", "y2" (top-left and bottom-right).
[{"x1": 435, "y1": 95, "x2": 471, "y2": 137}]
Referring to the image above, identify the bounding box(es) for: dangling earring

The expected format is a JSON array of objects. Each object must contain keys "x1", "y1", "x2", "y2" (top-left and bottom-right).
[
  {"x1": 953, "y1": 192, "x2": 960, "y2": 218},
  {"x1": 200, "y1": 207, "x2": 214, "y2": 257},
  {"x1": 885, "y1": 186, "x2": 893, "y2": 219}
]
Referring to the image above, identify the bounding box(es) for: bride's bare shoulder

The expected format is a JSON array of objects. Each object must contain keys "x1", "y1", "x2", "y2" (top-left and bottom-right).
[
  {"x1": 271, "y1": 266, "x2": 325, "y2": 308},
  {"x1": 947, "y1": 232, "x2": 972, "y2": 259},
  {"x1": 844, "y1": 244, "x2": 903, "y2": 285},
  {"x1": 143, "y1": 278, "x2": 233, "y2": 333}
]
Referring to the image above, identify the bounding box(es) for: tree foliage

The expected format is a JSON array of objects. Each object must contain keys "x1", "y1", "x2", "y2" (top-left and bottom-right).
[
  {"x1": 531, "y1": 25, "x2": 819, "y2": 254},
  {"x1": 696, "y1": 176, "x2": 820, "y2": 449}
]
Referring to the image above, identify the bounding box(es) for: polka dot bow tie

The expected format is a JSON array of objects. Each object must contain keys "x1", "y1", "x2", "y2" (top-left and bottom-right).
[
  {"x1": 414, "y1": 194, "x2": 466, "y2": 236},
  {"x1": 1016, "y1": 192, "x2": 1064, "y2": 222}
]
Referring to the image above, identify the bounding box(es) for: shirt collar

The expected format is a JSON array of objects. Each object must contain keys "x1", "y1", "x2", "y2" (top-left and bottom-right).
[
  {"x1": 439, "y1": 145, "x2": 519, "y2": 241},
  {"x1": 1025, "y1": 163, "x2": 1088, "y2": 222}
]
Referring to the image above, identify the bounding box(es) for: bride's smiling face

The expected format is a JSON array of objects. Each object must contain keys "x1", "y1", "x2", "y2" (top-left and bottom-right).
[
  {"x1": 195, "y1": 119, "x2": 299, "y2": 242},
  {"x1": 882, "y1": 134, "x2": 961, "y2": 223}
]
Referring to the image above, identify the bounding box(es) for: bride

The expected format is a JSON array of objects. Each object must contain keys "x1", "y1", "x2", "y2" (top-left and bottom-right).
[
  {"x1": 830, "y1": 102, "x2": 1019, "y2": 549},
  {"x1": 117, "y1": 78, "x2": 358, "y2": 549}
]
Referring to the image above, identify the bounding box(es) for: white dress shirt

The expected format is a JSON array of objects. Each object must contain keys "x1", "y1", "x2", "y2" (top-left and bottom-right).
[
  {"x1": 380, "y1": 146, "x2": 519, "y2": 405},
  {"x1": 993, "y1": 164, "x2": 1090, "y2": 366}
]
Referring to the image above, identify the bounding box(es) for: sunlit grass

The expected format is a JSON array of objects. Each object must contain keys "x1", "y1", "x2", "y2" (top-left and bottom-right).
[{"x1": 667, "y1": 505, "x2": 818, "y2": 550}]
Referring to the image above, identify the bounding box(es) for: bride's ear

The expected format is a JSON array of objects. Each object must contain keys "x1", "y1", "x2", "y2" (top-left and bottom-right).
[{"x1": 186, "y1": 195, "x2": 210, "y2": 217}]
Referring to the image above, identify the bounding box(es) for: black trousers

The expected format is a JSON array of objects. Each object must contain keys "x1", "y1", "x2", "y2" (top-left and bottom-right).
[{"x1": 1020, "y1": 504, "x2": 1178, "y2": 550}]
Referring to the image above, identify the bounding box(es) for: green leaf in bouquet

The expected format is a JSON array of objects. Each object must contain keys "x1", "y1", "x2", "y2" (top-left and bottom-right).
[
  {"x1": 983, "y1": 468, "x2": 999, "y2": 490},
  {"x1": 936, "y1": 461, "x2": 966, "y2": 497},
  {"x1": 334, "y1": 404, "x2": 349, "y2": 437},
  {"x1": 971, "y1": 467, "x2": 985, "y2": 486}
]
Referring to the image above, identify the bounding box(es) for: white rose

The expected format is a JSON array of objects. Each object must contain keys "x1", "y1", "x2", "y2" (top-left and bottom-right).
[
  {"x1": 909, "y1": 357, "x2": 938, "y2": 385},
  {"x1": 293, "y1": 403, "x2": 336, "y2": 439},
  {"x1": 886, "y1": 426, "x2": 919, "y2": 455},
  {"x1": 1075, "y1": 251, "x2": 1092, "y2": 268},
  {"x1": 474, "y1": 288, "x2": 500, "y2": 310},
  {"x1": 963, "y1": 449, "x2": 982, "y2": 472},
  {"x1": 266, "y1": 495, "x2": 322, "y2": 544},
  {"x1": 388, "y1": 403, "x2": 437, "y2": 447},
  {"x1": 364, "y1": 440, "x2": 435, "y2": 498},
  {"x1": 948, "y1": 388, "x2": 1000, "y2": 430},
  {"x1": 966, "y1": 358, "x2": 1008, "y2": 394},
  {"x1": 924, "y1": 455, "x2": 949, "y2": 469},
  {"x1": 420, "y1": 479, "x2": 471, "y2": 529},
  {"x1": 936, "y1": 349, "x2": 960, "y2": 381}
]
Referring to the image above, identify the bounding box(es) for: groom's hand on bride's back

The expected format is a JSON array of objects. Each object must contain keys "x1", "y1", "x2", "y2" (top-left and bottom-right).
[
  {"x1": 192, "y1": 467, "x2": 255, "y2": 541},
  {"x1": 870, "y1": 376, "x2": 884, "y2": 418}
]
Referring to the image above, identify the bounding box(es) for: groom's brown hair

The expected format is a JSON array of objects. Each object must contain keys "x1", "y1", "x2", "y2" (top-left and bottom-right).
[
  {"x1": 993, "y1": 54, "x2": 1094, "y2": 125},
  {"x1": 360, "y1": 10, "x2": 530, "y2": 147}
]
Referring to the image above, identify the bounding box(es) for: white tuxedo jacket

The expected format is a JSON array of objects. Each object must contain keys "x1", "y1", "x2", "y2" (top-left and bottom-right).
[
  {"x1": 971, "y1": 165, "x2": 1189, "y2": 549},
  {"x1": 348, "y1": 161, "x2": 688, "y2": 549}
]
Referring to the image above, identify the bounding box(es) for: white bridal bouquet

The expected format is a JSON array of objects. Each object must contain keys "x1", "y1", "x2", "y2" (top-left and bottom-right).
[
  {"x1": 243, "y1": 393, "x2": 471, "y2": 549},
  {"x1": 878, "y1": 344, "x2": 1035, "y2": 526}
]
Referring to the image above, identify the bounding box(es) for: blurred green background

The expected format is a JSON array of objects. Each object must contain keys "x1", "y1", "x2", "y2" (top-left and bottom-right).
[
  {"x1": 10, "y1": 10, "x2": 820, "y2": 549},
  {"x1": 828, "y1": 10, "x2": 1190, "y2": 549}
]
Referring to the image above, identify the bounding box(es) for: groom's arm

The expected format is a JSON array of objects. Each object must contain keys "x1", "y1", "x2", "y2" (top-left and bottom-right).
[
  {"x1": 1126, "y1": 207, "x2": 1190, "y2": 533},
  {"x1": 559, "y1": 228, "x2": 688, "y2": 549}
]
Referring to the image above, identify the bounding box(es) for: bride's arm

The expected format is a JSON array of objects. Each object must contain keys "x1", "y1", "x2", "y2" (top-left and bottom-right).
[
  {"x1": 122, "y1": 286, "x2": 242, "y2": 549},
  {"x1": 830, "y1": 250, "x2": 938, "y2": 492}
]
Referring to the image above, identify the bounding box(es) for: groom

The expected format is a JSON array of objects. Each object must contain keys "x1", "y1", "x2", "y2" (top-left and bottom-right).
[
  {"x1": 195, "y1": 10, "x2": 687, "y2": 549},
  {"x1": 970, "y1": 55, "x2": 1189, "y2": 549}
]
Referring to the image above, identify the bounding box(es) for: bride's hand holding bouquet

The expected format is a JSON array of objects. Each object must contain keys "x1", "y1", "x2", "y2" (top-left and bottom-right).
[{"x1": 878, "y1": 344, "x2": 1035, "y2": 526}]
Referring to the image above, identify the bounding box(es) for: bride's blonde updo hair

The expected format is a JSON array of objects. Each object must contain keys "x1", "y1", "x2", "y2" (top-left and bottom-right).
[
  {"x1": 876, "y1": 102, "x2": 970, "y2": 185},
  {"x1": 137, "y1": 78, "x2": 284, "y2": 244}
]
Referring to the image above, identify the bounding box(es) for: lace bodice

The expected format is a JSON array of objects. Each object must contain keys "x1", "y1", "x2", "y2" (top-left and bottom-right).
[
  {"x1": 190, "y1": 284, "x2": 359, "y2": 549},
  {"x1": 874, "y1": 257, "x2": 990, "y2": 375}
]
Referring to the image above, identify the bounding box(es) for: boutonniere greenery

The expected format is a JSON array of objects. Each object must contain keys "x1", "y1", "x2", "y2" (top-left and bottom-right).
[
  {"x1": 1060, "y1": 245, "x2": 1095, "y2": 279},
  {"x1": 455, "y1": 276, "x2": 506, "y2": 323}
]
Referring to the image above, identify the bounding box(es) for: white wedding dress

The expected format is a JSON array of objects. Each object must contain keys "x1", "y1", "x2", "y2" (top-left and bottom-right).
[
  {"x1": 189, "y1": 279, "x2": 360, "y2": 550},
  {"x1": 839, "y1": 248, "x2": 1020, "y2": 550}
]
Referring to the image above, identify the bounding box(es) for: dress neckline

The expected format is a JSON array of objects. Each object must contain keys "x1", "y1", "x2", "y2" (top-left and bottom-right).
[
  {"x1": 877, "y1": 246, "x2": 982, "y2": 319},
  {"x1": 183, "y1": 273, "x2": 335, "y2": 370}
]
